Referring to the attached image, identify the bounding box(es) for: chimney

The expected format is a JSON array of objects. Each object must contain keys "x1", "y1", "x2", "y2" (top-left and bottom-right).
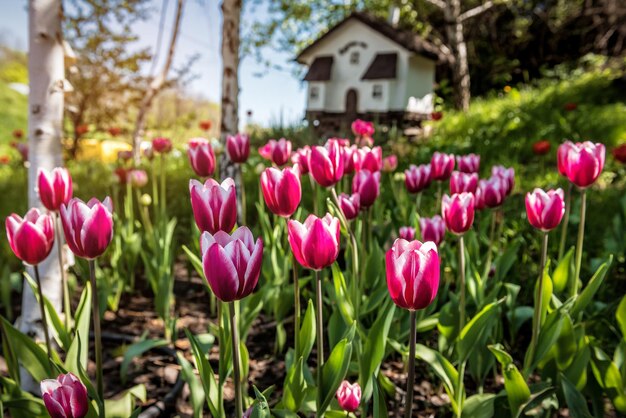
[{"x1": 389, "y1": 6, "x2": 400, "y2": 27}]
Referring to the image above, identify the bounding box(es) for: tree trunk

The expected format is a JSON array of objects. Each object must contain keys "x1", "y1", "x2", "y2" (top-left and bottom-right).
[
  {"x1": 22, "y1": 0, "x2": 65, "y2": 388},
  {"x1": 445, "y1": 0, "x2": 471, "y2": 111},
  {"x1": 219, "y1": 0, "x2": 243, "y2": 218},
  {"x1": 132, "y1": 0, "x2": 184, "y2": 163}
]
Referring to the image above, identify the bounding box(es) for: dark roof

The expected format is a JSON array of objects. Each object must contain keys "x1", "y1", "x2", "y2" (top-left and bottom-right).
[
  {"x1": 303, "y1": 56, "x2": 334, "y2": 81},
  {"x1": 296, "y1": 12, "x2": 443, "y2": 63},
  {"x1": 361, "y1": 52, "x2": 397, "y2": 80}
]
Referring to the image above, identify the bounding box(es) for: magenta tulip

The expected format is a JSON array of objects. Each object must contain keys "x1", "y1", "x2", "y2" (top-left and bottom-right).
[
  {"x1": 259, "y1": 138, "x2": 292, "y2": 166},
  {"x1": 430, "y1": 152, "x2": 455, "y2": 181},
  {"x1": 152, "y1": 137, "x2": 172, "y2": 154},
  {"x1": 187, "y1": 137, "x2": 216, "y2": 177},
  {"x1": 526, "y1": 188, "x2": 565, "y2": 231},
  {"x1": 449, "y1": 171, "x2": 478, "y2": 194},
  {"x1": 491, "y1": 165, "x2": 515, "y2": 196},
  {"x1": 60, "y1": 197, "x2": 113, "y2": 259},
  {"x1": 456, "y1": 154, "x2": 480, "y2": 173},
  {"x1": 309, "y1": 140, "x2": 344, "y2": 187},
  {"x1": 260, "y1": 166, "x2": 302, "y2": 217},
  {"x1": 399, "y1": 226, "x2": 416, "y2": 241},
  {"x1": 351, "y1": 119, "x2": 374, "y2": 137},
  {"x1": 405, "y1": 164, "x2": 432, "y2": 194},
  {"x1": 385, "y1": 239, "x2": 440, "y2": 311},
  {"x1": 226, "y1": 133, "x2": 250, "y2": 163},
  {"x1": 342, "y1": 144, "x2": 357, "y2": 175},
  {"x1": 336, "y1": 381, "x2": 361, "y2": 413},
  {"x1": 41, "y1": 373, "x2": 88, "y2": 418},
  {"x1": 477, "y1": 176, "x2": 507, "y2": 208},
  {"x1": 419, "y1": 215, "x2": 446, "y2": 246},
  {"x1": 561, "y1": 141, "x2": 606, "y2": 188},
  {"x1": 189, "y1": 178, "x2": 237, "y2": 234},
  {"x1": 441, "y1": 193, "x2": 475, "y2": 235},
  {"x1": 37, "y1": 168, "x2": 73, "y2": 212},
  {"x1": 6, "y1": 208, "x2": 54, "y2": 265},
  {"x1": 338, "y1": 193, "x2": 360, "y2": 220},
  {"x1": 291, "y1": 146, "x2": 311, "y2": 174},
  {"x1": 201, "y1": 227, "x2": 263, "y2": 302},
  {"x1": 383, "y1": 155, "x2": 398, "y2": 172},
  {"x1": 557, "y1": 141, "x2": 574, "y2": 177},
  {"x1": 353, "y1": 146, "x2": 383, "y2": 172},
  {"x1": 288, "y1": 214, "x2": 340, "y2": 270},
  {"x1": 352, "y1": 169, "x2": 380, "y2": 208}
]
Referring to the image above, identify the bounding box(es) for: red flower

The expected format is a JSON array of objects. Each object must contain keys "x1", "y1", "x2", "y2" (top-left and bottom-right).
[
  {"x1": 430, "y1": 111, "x2": 443, "y2": 121},
  {"x1": 75, "y1": 124, "x2": 89, "y2": 135},
  {"x1": 533, "y1": 140, "x2": 551, "y2": 155},
  {"x1": 564, "y1": 102, "x2": 577, "y2": 111},
  {"x1": 0, "y1": 155, "x2": 10, "y2": 165},
  {"x1": 12, "y1": 129, "x2": 23, "y2": 139},
  {"x1": 199, "y1": 120, "x2": 212, "y2": 131},
  {"x1": 612, "y1": 144, "x2": 626, "y2": 164},
  {"x1": 108, "y1": 127, "x2": 122, "y2": 136}
]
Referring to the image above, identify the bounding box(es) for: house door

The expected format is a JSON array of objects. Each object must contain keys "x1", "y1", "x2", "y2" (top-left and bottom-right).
[{"x1": 345, "y1": 89, "x2": 358, "y2": 117}]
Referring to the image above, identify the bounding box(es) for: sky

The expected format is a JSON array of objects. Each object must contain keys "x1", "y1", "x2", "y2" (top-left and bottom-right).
[{"x1": 0, "y1": 0, "x2": 306, "y2": 128}]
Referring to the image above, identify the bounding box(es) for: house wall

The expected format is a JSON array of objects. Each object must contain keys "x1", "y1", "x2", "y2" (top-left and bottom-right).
[{"x1": 300, "y1": 19, "x2": 435, "y2": 114}]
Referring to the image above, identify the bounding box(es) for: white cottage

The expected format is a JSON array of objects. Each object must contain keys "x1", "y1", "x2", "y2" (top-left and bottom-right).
[{"x1": 296, "y1": 12, "x2": 443, "y2": 134}]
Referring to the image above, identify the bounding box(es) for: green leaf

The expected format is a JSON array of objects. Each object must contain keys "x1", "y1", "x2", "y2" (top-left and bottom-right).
[
  {"x1": 372, "y1": 375, "x2": 388, "y2": 417},
  {"x1": 461, "y1": 393, "x2": 496, "y2": 418},
  {"x1": 104, "y1": 384, "x2": 146, "y2": 418},
  {"x1": 570, "y1": 256, "x2": 612, "y2": 318},
  {"x1": 177, "y1": 352, "x2": 206, "y2": 418},
  {"x1": 249, "y1": 386, "x2": 272, "y2": 418},
  {"x1": 330, "y1": 264, "x2": 354, "y2": 324},
  {"x1": 25, "y1": 274, "x2": 70, "y2": 350},
  {"x1": 555, "y1": 314, "x2": 576, "y2": 370},
  {"x1": 525, "y1": 302, "x2": 570, "y2": 373},
  {"x1": 320, "y1": 339, "x2": 353, "y2": 415},
  {"x1": 457, "y1": 299, "x2": 504, "y2": 362},
  {"x1": 182, "y1": 244, "x2": 205, "y2": 280},
  {"x1": 414, "y1": 343, "x2": 459, "y2": 410},
  {"x1": 282, "y1": 357, "x2": 306, "y2": 412},
  {"x1": 185, "y1": 329, "x2": 222, "y2": 418},
  {"x1": 120, "y1": 339, "x2": 168, "y2": 384},
  {"x1": 616, "y1": 294, "x2": 626, "y2": 341},
  {"x1": 297, "y1": 299, "x2": 316, "y2": 361},
  {"x1": 66, "y1": 283, "x2": 92, "y2": 372},
  {"x1": 489, "y1": 344, "x2": 531, "y2": 417},
  {"x1": 553, "y1": 247, "x2": 574, "y2": 294},
  {"x1": 0, "y1": 316, "x2": 53, "y2": 381},
  {"x1": 536, "y1": 262, "x2": 553, "y2": 326},
  {"x1": 561, "y1": 374, "x2": 593, "y2": 418}
]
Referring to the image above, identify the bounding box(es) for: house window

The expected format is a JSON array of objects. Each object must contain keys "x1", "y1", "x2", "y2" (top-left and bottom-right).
[
  {"x1": 310, "y1": 86, "x2": 319, "y2": 100},
  {"x1": 372, "y1": 84, "x2": 383, "y2": 99},
  {"x1": 350, "y1": 51, "x2": 360, "y2": 64}
]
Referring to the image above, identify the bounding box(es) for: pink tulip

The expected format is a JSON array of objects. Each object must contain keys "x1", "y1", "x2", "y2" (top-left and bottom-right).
[
  {"x1": 491, "y1": 165, "x2": 515, "y2": 196},
  {"x1": 259, "y1": 138, "x2": 292, "y2": 166},
  {"x1": 336, "y1": 381, "x2": 361, "y2": 413},
  {"x1": 41, "y1": 373, "x2": 88, "y2": 418},
  {"x1": 352, "y1": 169, "x2": 380, "y2": 208},
  {"x1": 382, "y1": 155, "x2": 398, "y2": 172},
  {"x1": 201, "y1": 227, "x2": 263, "y2": 302},
  {"x1": 405, "y1": 164, "x2": 432, "y2": 193},
  {"x1": 430, "y1": 152, "x2": 455, "y2": 181},
  {"x1": 328, "y1": 137, "x2": 350, "y2": 148},
  {"x1": 60, "y1": 197, "x2": 113, "y2": 259},
  {"x1": 6, "y1": 208, "x2": 54, "y2": 265},
  {"x1": 128, "y1": 169, "x2": 148, "y2": 188},
  {"x1": 561, "y1": 141, "x2": 606, "y2": 188},
  {"x1": 456, "y1": 154, "x2": 480, "y2": 173},
  {"x1": 342, "y1": 145, "x2": 357, "y2": 175},
  {"x1": 291, "y1": 146, "x2": 311, "y2": 174},
  {"x1": 338, "y1": 193, "x2": 360, "y2": 220},
  {"x1": 226, "y1": 133, "x2": 250, "y2": 163},
  {"x1": 189, "y1": 178, "x2": 237, "y2": 234},
  {"x1": 419, "y1": 215, "x2": 446, "y2": 246},
  {"x1": 309, "y1": 140, "x2": 344, "y2": 187},
  {"x1": 477, "y1": 176, "x2": 507, "y2": 208},
  {"x1": 399, "y1": 226, "x2": 415, "y2": 241},
  {"x1": 260, "y1": 166, "x2": 301, "y2": 217},
  {"x1": 288, "y1": 214, "x2": 340, "y2": 270},
  {"x1": 351, "y1": 119, "x2": 375, "y2": 137},
  {"x1": 188, "y1": 138, "x2": 216, "y2": 177},
  {"x1": 526, "y1": 188, "x2": 565, "y2": 231},
  {"x1": 557, "y1": 141, "x2": 574, "y2": 177},
  {"x1": 449, "y1": 171, "x2": 478, "y2": 194},
  {"x1": 37, "y1": 167, "x2": 73, "y2": 212},
  {"x1": 152, "y1": 137, "x2": 172, "y2": 154},
  {"x1": 441, "y1": 193, "x2": 475, "y2": 235},
  {"x1": 353, "y1": 146, "x2": 383, "y2": 172},
  {"x1": 385, "y1": 239, "x2": 440, "y2": 311}
]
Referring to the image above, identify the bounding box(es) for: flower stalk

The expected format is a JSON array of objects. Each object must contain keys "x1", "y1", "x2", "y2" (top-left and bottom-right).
[
  {"x1": 405, "y1": 310, "x2": 417, "y2": 418},
  {"x1": 229, "y1": 302, "x2": 243, "y2": 418},
  {"x1": 33, "y1": 265, "x2": 53, "y2": 369},
  {"x1": 528, "y1": 232, "x2": 549, "y2": 369},
  {"x1": 315, "y1": 269, "x2": 324, "y2": 417},
  {"x1": 88, "y1": 259, "x2": 105, "y2": 416},
  {"x1": 572, "y1": 189, "x2": 586, "y2": 298},
  {"x1": 55, "y1": 214, "x2": 71, "y2": 330},
  {"x1": 558, "y1": 182, "x2": 572, "y2": 260}
]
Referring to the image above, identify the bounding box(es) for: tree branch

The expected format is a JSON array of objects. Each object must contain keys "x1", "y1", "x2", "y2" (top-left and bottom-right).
[
  {"x1": 424, "y1": 0, "x2": 446, "y2": 11},
  {"x1": 460, "y1": 1, "x2": 495, "y2": 22}
]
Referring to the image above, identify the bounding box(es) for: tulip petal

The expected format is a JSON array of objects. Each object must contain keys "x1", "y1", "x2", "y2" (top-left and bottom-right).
[{"x1": 203, "y1": 243, "x2": 239, "y2": 302}]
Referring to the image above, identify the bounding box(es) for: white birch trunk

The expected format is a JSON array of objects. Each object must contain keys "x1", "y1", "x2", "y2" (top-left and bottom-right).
[{"x1": 21, "y1": 0, "x2": 65, "y2": 389}]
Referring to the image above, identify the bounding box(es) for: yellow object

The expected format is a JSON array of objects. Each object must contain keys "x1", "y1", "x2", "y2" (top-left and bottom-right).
[{"x1": 76, "y1": 139, "x2": 132, "y2": 163}]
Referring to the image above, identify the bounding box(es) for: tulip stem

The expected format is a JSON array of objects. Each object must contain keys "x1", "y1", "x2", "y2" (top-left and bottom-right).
[
  {"x1": 159, "y1": 154, "x2": 167, "y2": 218},
  {"x1": 437, "y1": 181, "x2": 442, "y2": 212},
  {"x1": 558, "y1": 183, "x2": 572, "y2": 260},
  {"x1": 415, "y1": 192, "x2": 422, "y2": 217},
  {"x1": 88, "y1": 259, "x2": 105, "y2": 416},
  {"x1": 229, "y1": 302, "x2": 243, "y2": 418},
  {"x1": 482, "y1": 209, "x2": 497, "y2": 279},
  {"x1": 459, "y1": 235, "x2": 466, "y2": 331},
  {"x1": 405, "y1": 310, "x2": 417, "y2": 418},
  {"x1": 572, "y1": 189, "x2": 586, "y2": 298},
  {"x1": 33, "y1": 265, "x2": 53, "y2": 369},
  {"x1": 55, "y1": 214, "x2": 71, "y2": 331},
  {"x1": 315, "y1": 269, "x2": 324, "y2": 416},
  {"x1": 528, "y1": 232, "x2": 549, "y2": 373},
  {"x1": 310, "y1": 176, "x2": 318, "y2": 215},
  {"x1": 292, "y1": 252, "x2": 300, "y2": 355},
  {"x1": 240, "y1": 166, "x2": 247, "y2": 225},
  {"x1": 151, "y1": 159, "x2": 159, "y2": 212}
]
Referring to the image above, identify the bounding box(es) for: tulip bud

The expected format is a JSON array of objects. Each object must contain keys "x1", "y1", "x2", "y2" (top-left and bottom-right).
[
  {"x1": 310, "y1": 140, "x2": 344, "y2": 187},
  {"x1": 613, "y1": 144, "x2": 626, "y2": 164},
  {"x1": 259, "y1": 138, "x2": 292, "y2": 166},
  {"x1": 560, "y1": 141, "x2": 605, "y2": 188},
  {"x1": 353, "y1": 146, "x2": 383, "y2": 172},
  {"x1": 140, "y1": 193, "x2": 152, "y2": 206},
  {"x1": 37, "y1": 167, "x2": 73, "y2": 212},
  {"x1": 288, "y1": 214, "x2": 340, "y2": 270},
  {"x1": 128, "y1": 169, "x2": 148, "y2": 188},
  {"x1": 386, "y1": 239, "x2": 440, "y2": 310},
  {"x1": 405, "y1": 164, "x2": 432, "y2": 194},
  {"x1": 260, "y1": 166, "x2": 302, "y2": 217},
  {"x1": 201, "y1": 227, "x2": 263, "y2": 302},
  {"x1": 338, "y1": 193, "x2": 360, "y2": 220},
  {"x1": 442, "y1": 193, "x2": 475, "y2": 235},
  {"x1": 430, "y1": 152, "x2": 455, "y2": 181},
  {"x1": 352, "y1": 169, "x2": 380, "y2": 208},
  {"x1": 336, "y1": 381, "x2": 361, "y2": 413},
  {"x1": 188, "y1": 137, "x2": 216, "y2": 177},
  {"x1": 491, "y1": 165, "x2": 515, "y2": 196},
  {"x1": 226, "y1": 133, "x2": 250, "y2": 163},
  {"x1": 291, "y1": 146, "x2": 311, "y2": 174},
  {"x1": 6, "y1": 208, "x2": 55, "y2": 265},
  {"x1": 41, "y1": 373, "x2": 89, "y2": 418},
  {"x1": 449, "y1": 171, "x2": 478, "y2": 194},
  {"x1": 456, "y1": 154, "x2": 480, "y2": 173},
  {"x1": 477, "y1": 176, "x2": 507, "y2": 208},
  {"x1": 525, "y1": 188, "x2": 565, "y2": 231},
  {"x1": 419, "y1": 215, "x2": 446, "y2": 246},
  {"x1": 351, "y1": 119, "x2": 375, "y2": 137},
  {"x1": 399, "y1": 226, "x2": 415, "y2": 241},
  {"x1": 60, "y1": 197, "x2": 114, "y2": 259},
  {"x1": 189, "y1": 178, "x2": 237, "y2": 234},
  {"x1": 533, "y1": 140, "x2": 551, "y2": 155},
  {"x1": 152, "y1": 137, "x2": 172, "y2": 154},
  {"x1": 382, "y1": 155, "x2": 398, "y2": 172}
]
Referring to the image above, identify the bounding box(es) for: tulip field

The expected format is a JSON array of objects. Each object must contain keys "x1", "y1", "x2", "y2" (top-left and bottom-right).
[{"x1": 1, "y1": 114, "x2": 626, "y2": 418}]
